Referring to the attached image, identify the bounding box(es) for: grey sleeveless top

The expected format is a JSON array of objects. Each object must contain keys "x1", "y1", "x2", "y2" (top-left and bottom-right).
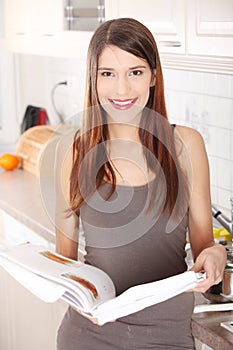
[
  {"x1": 57, "y1": 180, "x2": 195, "y2": 350},
  {"x1": 80, "y1": 180, "x2": 188, "y2": 295}
]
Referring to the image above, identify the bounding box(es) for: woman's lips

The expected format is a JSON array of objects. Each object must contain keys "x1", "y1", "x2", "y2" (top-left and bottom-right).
[{"x1": 109, "y1": 98, "x2": 138, "y2": 110}]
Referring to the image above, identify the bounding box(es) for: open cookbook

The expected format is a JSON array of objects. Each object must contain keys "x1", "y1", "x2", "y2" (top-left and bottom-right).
[{"x1": 0, "y1": 243, "x2": 205, "y2": 325}]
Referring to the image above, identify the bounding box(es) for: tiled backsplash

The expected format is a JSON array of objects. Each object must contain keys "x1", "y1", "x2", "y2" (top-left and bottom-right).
[
  {"x1": 16, "y1": 55, "x2": 87, "y2": 126},
  {"x1": 16, "y1": 55, "x2": 233, "y2": 217},
  {"x1": 163, "y1": 68, "x2": 233, "y2": 217}
]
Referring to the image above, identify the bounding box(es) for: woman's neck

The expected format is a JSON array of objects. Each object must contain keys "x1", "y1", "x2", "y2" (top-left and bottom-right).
[{"x1": 108, "y1": 123, "x2": 140, "y2": 141}]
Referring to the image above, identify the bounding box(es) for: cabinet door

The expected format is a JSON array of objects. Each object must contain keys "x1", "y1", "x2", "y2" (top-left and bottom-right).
[
  {"x1": 105, "y1": 0, "x2": 186, "y2": 54},
  {"x1": 4, "y1": 0, "x2": 67, "y2": 56},
  {"x1": 0, "y1": 267, "x2": 67, "y2": 350},
  {"x1": 187, "y1": 0, "x2": 233, "y2": 57},
  {"x1": 5, "y1": 0, "x2": 63, "y2": 37},
  {"x1": 3, "y1": 0, "x2": 93, "y2": 57}
]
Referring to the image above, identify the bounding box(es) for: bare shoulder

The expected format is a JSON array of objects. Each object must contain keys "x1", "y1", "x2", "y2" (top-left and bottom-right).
[
  {"x1": 174, "y1": 125, "x2": 209, "y2": 177},
  {"x1": 174, "y1": 125, "x2": 204, "y2": 143},
  {"x1": 174, "y1": 125, "x2": 205, "y2": 152}
]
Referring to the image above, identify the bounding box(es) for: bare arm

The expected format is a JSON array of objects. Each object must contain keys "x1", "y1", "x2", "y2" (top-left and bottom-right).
[
  {"x1": 176, "y1": 126, "x2": 226, "y2": 291},
  {"x1": 55, "y1": 132, "x2": 109, "y2": 324},
  {"x1": 55, "y1": 132, "x2": 79, "y2": 260}
]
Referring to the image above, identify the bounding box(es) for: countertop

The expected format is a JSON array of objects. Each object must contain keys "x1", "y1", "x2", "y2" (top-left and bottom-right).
[
  {"x1": 192, "y1": 293, "x2": 233, "y2": 349},
  {"x1": 1, "y1": 168, "x2": 233, "y2": 349},
  {"x1": 0, "y1": 168, "x2": 55, "y2": 243}
]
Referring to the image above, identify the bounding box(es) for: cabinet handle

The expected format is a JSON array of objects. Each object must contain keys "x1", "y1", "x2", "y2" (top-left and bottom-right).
[
  {"x1": 158, "y1": 41, "x2": 181, "y2": 47},
  {"x1": 97, "y1": 1, "x2": 105, "y2": 24},
  {"x1": 16, "y1": 32, "x2": 27, "y2": 36},
  {"x1": 65, "y1": 5, "x2": 73, "y2": 23},
  {"x1": 64, "y1": 1, "x2": 105, "y2": 26}
]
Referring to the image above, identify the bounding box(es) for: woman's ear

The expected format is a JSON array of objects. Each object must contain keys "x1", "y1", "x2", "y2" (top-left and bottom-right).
[{"x1": 150, "y1": 69, "x2": 156, "y2": 87}]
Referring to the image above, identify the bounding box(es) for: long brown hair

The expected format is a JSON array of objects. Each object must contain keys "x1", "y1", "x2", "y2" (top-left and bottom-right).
[{"x1": 70, "y1": 18, "x2": 188, "y2": 217}]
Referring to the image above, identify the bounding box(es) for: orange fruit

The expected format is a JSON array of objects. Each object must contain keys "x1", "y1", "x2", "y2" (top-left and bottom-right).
[{"x1": 0, "y1": 153, "x2": 20, "y2": 171}]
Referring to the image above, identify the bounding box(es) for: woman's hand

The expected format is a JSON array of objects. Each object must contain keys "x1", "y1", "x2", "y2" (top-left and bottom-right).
[
  {"x1": 72, "y1": 307, "x2": 116, "y2": 326},
  {"x1": 189, "y1": 244, "x2": 226, "y2": 292},
  {"x1": 74, "y1": 307, "x2": 101, "y2": 325}
]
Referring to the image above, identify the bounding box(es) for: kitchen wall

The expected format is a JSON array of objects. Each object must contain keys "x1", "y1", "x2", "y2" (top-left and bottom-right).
[
  {"x1": 15, "y1": 54, "x2": 233, "y2": 218},
  {"x1": 15, "y1": 54, "x2": 86, "y2": 126},
  {"x1": 164, "y1": 68, "x2": 233, "y2": 218}
]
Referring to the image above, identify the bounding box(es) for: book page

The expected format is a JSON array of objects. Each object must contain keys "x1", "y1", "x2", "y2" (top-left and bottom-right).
[
  {"x1": 92, "y1": 271, "x2": 204, "y2": 325},
  {"x1": 0, "y1": 258, "x2": 66, "y2": 302},
  {"x1": 0, "y1": 244, "x2": 205, "y2": 324},
  {"x1": 0, "y1": 244, "x2": 115, "y2": 311}
]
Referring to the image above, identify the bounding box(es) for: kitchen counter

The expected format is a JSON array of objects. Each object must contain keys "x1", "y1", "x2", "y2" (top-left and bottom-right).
[
  {"x1": 192, "y1": 293, "x2": 233, "y2": 349},
  {"x1": 0, "y1": 168, "x2": 55, "y2": 243},
  {"x1": 1, "y1": 168, "x2": 233, "y2": 349}
]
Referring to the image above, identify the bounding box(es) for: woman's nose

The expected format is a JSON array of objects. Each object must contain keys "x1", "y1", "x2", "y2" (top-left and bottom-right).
[{"x1": 115, "y1": 75, "x2": 129, "y2": 96}]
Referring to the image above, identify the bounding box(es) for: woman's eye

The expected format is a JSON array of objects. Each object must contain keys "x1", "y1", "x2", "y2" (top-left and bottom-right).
[
  {"x1": 129, "y1": 70, "x2": 142, "y2": 76},
  {"x1": 102, "y1": 71, "x2": 114, "y2": 77}
]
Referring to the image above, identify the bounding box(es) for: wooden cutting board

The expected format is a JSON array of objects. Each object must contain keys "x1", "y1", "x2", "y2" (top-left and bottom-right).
[{"x1": 16, "y1": 125, "x2": 62, "y2": 175}]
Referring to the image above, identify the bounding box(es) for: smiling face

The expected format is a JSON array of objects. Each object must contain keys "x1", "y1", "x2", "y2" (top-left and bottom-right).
[{"x1": 96, "y1": 45, "x2": 155, "y2": 124}]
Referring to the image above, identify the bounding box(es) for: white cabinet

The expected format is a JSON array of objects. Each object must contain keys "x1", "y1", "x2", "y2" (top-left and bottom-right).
[
  {"x1": 3, "y1": 0, "x2": 65, "y2": 56},
  {"x1": 106, "y1": 0, "x2": 233, "y2": 59},
  {"x1": 3, "y1": 0, "x2": 92, "y2": 58},
  {"x1": 105, "y1": 0, "x2": 186, "y2": 54},
  {"x1": 0, "y1": 210, "x2": 67, "y2": 350},
  {"x1": 187, "y1": 0, "x2": 233, "y2": 57},
  {"x1": 0, "y1": 267, "x2": 67, "y2": 350},
  {"x1": 5, "y1": 0, "x2": 63, "y2": 37},
  {"x1": 1, "y1": 0, "x2": 233, "y2": 72},
  {"x1": 105, "y1": 0, "x2": 233, "y2": 74}
]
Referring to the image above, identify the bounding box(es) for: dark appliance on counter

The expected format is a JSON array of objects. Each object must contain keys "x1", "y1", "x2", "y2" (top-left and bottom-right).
[{"x1": 20, "y1": 105, "x2": 49, "y2": 134}]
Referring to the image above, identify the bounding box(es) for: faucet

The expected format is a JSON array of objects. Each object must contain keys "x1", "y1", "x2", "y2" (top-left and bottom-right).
[{"x1": 212, "y1": 198, "x2": 233, "y2": 236}]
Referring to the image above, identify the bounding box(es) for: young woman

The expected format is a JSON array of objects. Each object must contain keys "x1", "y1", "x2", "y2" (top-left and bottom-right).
[{"x1": 56, "y1": 18, "x2": 226, "y2": 350}]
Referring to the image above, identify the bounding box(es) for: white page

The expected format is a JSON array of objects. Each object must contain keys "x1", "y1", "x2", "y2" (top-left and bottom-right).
[
  {"x1": 93, "y1": 271, "x2": 204, "y2": 325},
  {"x1": 0, "y1": 244, "x2": 115, "y2": 310},
  {"x1": 0, "y1": 258, "x2": 66, "y2": 302}
]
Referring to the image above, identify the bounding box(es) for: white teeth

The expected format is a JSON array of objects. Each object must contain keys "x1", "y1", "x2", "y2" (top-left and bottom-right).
[{"x1": 112, "y1": 99, "x2": 134, "y2": 106}]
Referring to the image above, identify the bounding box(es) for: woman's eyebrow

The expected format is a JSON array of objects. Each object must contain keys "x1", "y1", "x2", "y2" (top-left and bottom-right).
[
  {"x1": 129, "y1": 65, "x2": 147, "y2": 70},
  {"x1": 98, "y1": 65, "x2": 147, "y2": 70},
  {"x1": 98, "y1": 67, "x2": 114, "y2": 70}
]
